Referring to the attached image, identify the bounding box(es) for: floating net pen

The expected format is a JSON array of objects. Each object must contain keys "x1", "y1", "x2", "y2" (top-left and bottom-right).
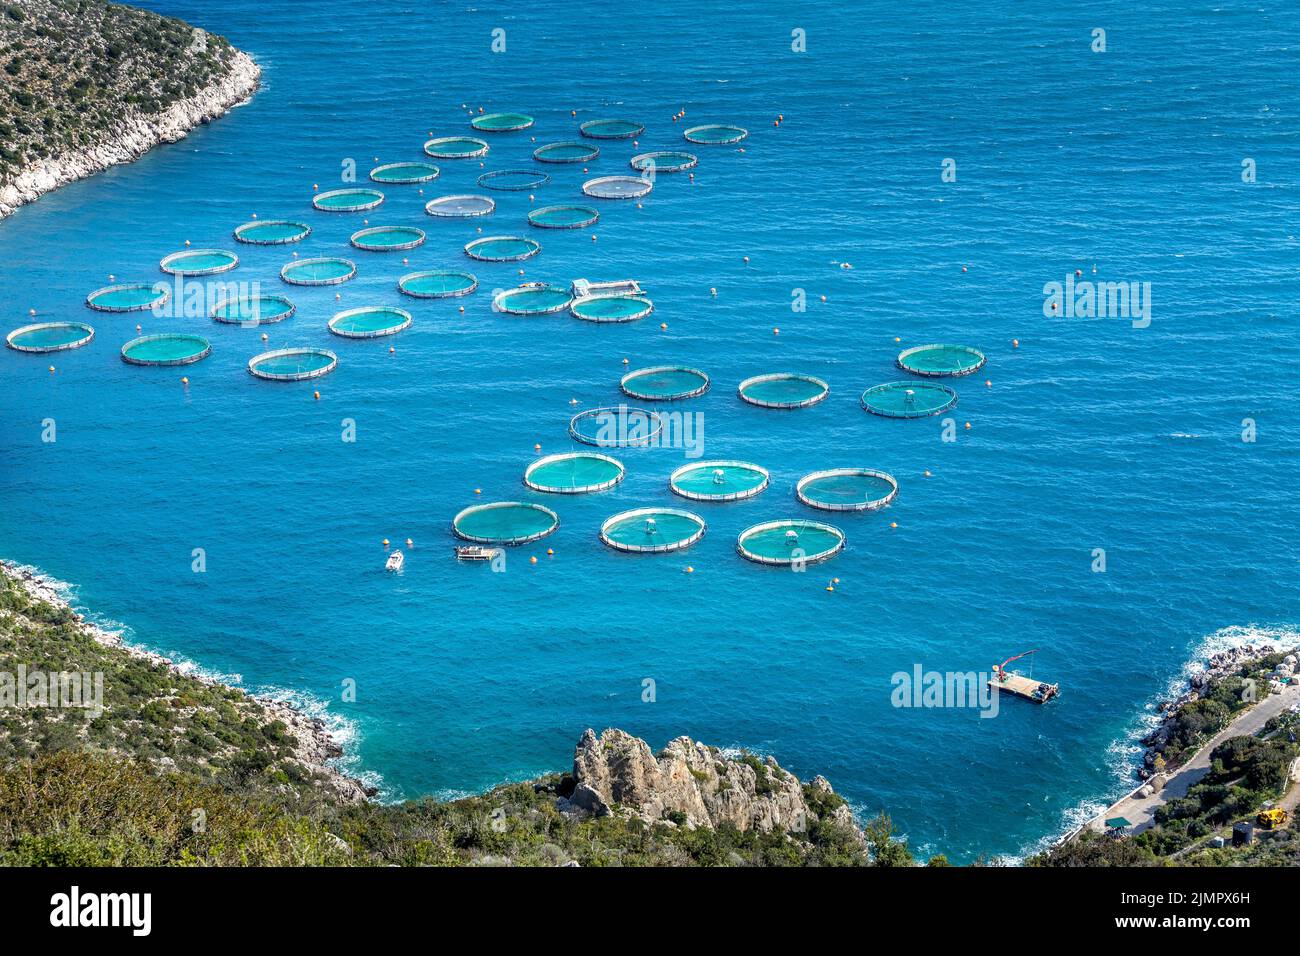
[
  {"x1": 668, "y1": 460, "x2": 770, "y2": 502},
  {"x1": 452, "y1": 501, "x2": 558, "y2": 545},
  {"x1": 599, "y1": 507, "x2": 705, "y2": 553},
  {"x1": 737, "y1": 519, "x2": 845, "y2": 566},
  {"x1": 523, "y1": 452, "x2": 625, "y2": 494},
  {"x1": 795, "y1": 469, "x2": 898, "y2": 512}
]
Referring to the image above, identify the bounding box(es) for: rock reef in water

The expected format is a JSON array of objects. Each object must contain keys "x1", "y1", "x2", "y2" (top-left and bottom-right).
[{"x1": 562, "y1": 727, "x2": 865, "y2": 844}]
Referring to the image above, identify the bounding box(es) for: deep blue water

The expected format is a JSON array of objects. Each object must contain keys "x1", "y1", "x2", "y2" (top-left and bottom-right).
[{"x1": 3, "y1": 0, "x2": 1299, "y2": 862}]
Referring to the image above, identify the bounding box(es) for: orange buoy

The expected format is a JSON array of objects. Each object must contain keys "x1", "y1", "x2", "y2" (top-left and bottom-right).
[
  {"x1": 622, "y1": 357, "x2": 629, "y2": 365},
  {"x1": 773, "y1": 327, "x2": 780, "y2": 335},
  {"x1": 924, "y1": 470, "x2": 932, "y2": 477},
  {"x1": 820, "y1": 295, "x2": 827, "y2": 303},
  {"x1": 1012, "y1": 339, "x2": 1020, "y2": 347},
  {"x1": 529, "y1": 555, "x2": 538, "y2": 564},
  {"x1": 382, "y1": 539, "x2": 390, "y2": 547},
  {"x1": 313, "y1": 391, "x2": 320, "y2": 400},
  {"x1": 894, "y1": 336, "x2": 901, "y2": 343},
  {"x1": 964, "y1": 422, "x2": 971, "y2": 430},
  {"x1": 546, "y1": 548, "x2": 553, "y2": 556},
  {"x1": 591, "y1": 235, "x2": 597, "y2": 242},
  {"x1": 389, "y1": 346, "x2": 395, "y2": 353},
  {"x1": 984, "y1": 379, "x2": 991, "y2": 388},
  {"x1": 685, "y1": 566, "x2": 694, "y2": 574},
  {"x1": 534, "y1": 443, "x2": 541, "y2": 451},
  {"x1": 571, "y1": 110, "x2": 576, "y2": 116},
  {"x1": 660, "y1": 322, "x2": 667, "y2": 330},
  {"x1": 48, "y1": 365, "x2": 55, "y2": 373},
  {"x1": 474, "y1": 488, "x2": 481, "y2": 494},
  {"x1": 184, "y1": 239, "x2": 191, "y2": 246},
  {"x1": 181, "y1": 376, "x2": 189, "y2": 385},
  {"x1": 890, "y1": 522, "x2": 898, "y2": 529}
]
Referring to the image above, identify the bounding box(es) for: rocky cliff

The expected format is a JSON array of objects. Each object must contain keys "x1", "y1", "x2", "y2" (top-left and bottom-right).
[
  {"x1": 0, "y1": 1, "x2": 260, "y2": 219},
  {"x1": 562, "y1": 727, "x2": 865, "y2": 845}
]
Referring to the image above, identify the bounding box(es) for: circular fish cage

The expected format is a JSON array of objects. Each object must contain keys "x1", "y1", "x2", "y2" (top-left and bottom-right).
[
  {"x1": 397, "y1": 269, "x2": 477, "y2": 298},
  {"x1": 312, "y1": 187, "x2": 384, "y2": 212},
  {"x1": 6, "y1": 321, "x2": 95, "y2": 353},
  {"x1": 737, "y1": 519, "x2": 845, "y2": 566},
  {"x1": 669, "y1": 460, "x2": 770, "y2": 502},
  {"x1": 684, "y1": 124, "x2": 749, "y2": 145},
  {"x1": 630, "y1": 150, "x2": 698, "y2": 174},
  {"x1": 86, "y1": 283, "x2": 168, "y2": 312},
  {"x1": 896, "y1": 343, "x2": 987, "y2": 377},
  {"x1": 452, "y1": 501, "x2": 558, "y2": 545},
  {"x1": 738, "y1": 373, "x2": 829, "y2": 409},
  {"x1": 600, "y1": 508, "x2": 705, "y2": 554},
  {"x1": 796, "y1": 469, "x2": 898, "y2": 512},
  {"x1": 569, "y1": 295, "x2": 654, "y2": 323},
  {"x1": 424, "y1": 194, "x2": 496, "y2": 218},
  {"x1": 120, "y1": 333, "x2": 211, "y2": 367},
  {"x1": 582, "y1": 175, "x2": 653, "y2": 200},
  {"x1": 568, "y1": 405, "x2": 663, "y2": 447},
  {"x1": 234, "y1": 220, "x2": 311, "y2": 245},
  {"x1": 350, "y1": 225, "x2": 425, "y2": 252},
  {"x1": 620, "y1": 366, "x2": 710, "y2": 401},
  {"x1": 280, "y1": 257, "x2": 356, "y2": 286},
  {"x1": 369, "y1": 161, "x2": 440, "y2": 184},
  {"x1": 424, "y1": 136, "x2": 489, "y2": 159},
  {"x1": 860, "y1": 382, "x2": 957, "y2": 418},
  {"x1": 580, "y1": 118, "x2": 644, "y2": 140},
  {"x1": 528, "y1": 204, "x2": 599, "y2": 229},
  {"x1": 248, "y1": 347, "x2": 338, "y2": 381},
  {"x1": 533, "y1": 141, "x2": 600, "y2": 164},
  {"x1": 327, "y1": 306, "x2": 412, "y2": 339},
  {"x1": 464, "y1": 235, "x2": 540, "y2": 262},
  {"x1": 471, "y1": 112, "x2": 535, "y2": 132},
  {"x1": 159, "y1": 248, "x2": 238, "y2": 276},
  {"x1": 493, "y1": 284, "x2": 572, "y2": 315},
  {"x1": 211, "y1": 293, "x2": 296, "y2": 325},
  {"x1": 524, "y1": 452, "x2": 625, "y2": 494},
  {"x1": 477, "y1": 169, "x2": 550, "y2": 191}
]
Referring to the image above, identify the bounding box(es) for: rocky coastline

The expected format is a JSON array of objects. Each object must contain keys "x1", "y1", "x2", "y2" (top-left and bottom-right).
[
  {"x1": 1, "y1": 560, "x2": 371, "y2": 802},
  {"x1": 0, "y1": 48, "x2": 260, "y2": 220},
  {"x1": 1136, "y1": 641, "x2": 1298, "y2": 781}
]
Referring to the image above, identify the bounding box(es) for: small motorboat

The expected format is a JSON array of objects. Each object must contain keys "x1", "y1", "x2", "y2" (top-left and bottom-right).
[
  {"x1": 385, "y1": 550, "x2": 405, "y2": 571},
  {"x1": 455, "y1": 545, "x2": 498, "y2": 561}
]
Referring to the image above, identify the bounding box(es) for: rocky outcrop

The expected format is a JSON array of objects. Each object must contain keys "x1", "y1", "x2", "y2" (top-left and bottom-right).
[
  {"x1": 0, "y1": 47, "x2": 260, "y2": 219},
  {"x1": 564, "y1": 728, "x2": 863, "y2": 842}
]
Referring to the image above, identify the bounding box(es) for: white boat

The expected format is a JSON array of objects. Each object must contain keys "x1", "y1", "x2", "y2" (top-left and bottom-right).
[{"x1": 385, "y1": 550, "x2": 404, "y2": 571}]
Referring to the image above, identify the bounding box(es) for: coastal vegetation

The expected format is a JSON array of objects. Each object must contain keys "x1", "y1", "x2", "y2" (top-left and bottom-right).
[
  {"x1": 0, "y1": 565, "x2": 909, "y2": 866},
  {"x1": 1031, "y1": 655, "x2": 1300, "y2": 867}
]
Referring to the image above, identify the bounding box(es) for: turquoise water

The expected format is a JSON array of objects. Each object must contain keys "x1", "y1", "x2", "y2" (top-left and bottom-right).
[
  {"x1": 526, "y1": 453, "x2": 624, "y2": 493},
  {"x1": 861, "y1": 381, "x2": 958, "y2": 417},
  {"x1": 314, "y1": 188, "x2": 384, "y2": 211},
  {"x1": 798, "y1": 471, "x2": 896, "y2": 509},
  {"x1": 249, "y1": 348, "x2": 336, "y2": 378},
  {"x1": 212, "y1": 294, "x2": 295, "y2": 324},
  {"x1": 528, "y1": 205, "x2": 599, "y2": 229},
  {"x1": 351, "y1": 226, "x2": 424, "y2": 250},
  {"x1": 454, "y1": 502, "x2": 558, "y2": 543},
  {"x1": 601, "y1": 509, "x2": 705, "y2": 551},
  {"x1": 281, "y1": 257, "x2": 355, "y2": 284},
  {"x1": 739, "y1": 520, "x2": 844, "y2": 563},
  {"x1": 398, "y1": 270, "x2": 477, "y2": 297},
  {"x1": 621, "y1": 366, "x2": 709, "y2": 399},
  {"x1": 464, "y1": 236, "x2": 539, "y2": 261},
  {"x1": 570, "y1": 295, "x2": 653, "y2": 322},
  {"x1": 121, "y1": 334, "x2": 210, "y2": 365},
  {"x1": 534, "y1": 142, "x2": 600, "y2": 164},
  {"x1": 740, "y1": 374, "x2": 828, "y2": 407},
  {"x1": 7, "y1": 323, "x2": 94, "y2": 351},
  {"x1": 160, "y1": 249, "x2": 238, "y2": 274},
  {"x1": 423, "y1": 136, "x2": 489, "y2": 159},
  {"x1": 369, "y1": 162, "x2": 440, "y2": 184},
  {"x1": 329, "y1": 307, "x2": 411, "y2": 337},
  {"x1": 235, "y1": 220, "x2": 311, "y2": 244},
  {"x1": 495, "y1": 286, "x2": 572, "y2": 314},
  {"x1": 4, "y1": 0, "x2": 1300, "y2": 862},
  {"x1": 86, "y1": 283, "x2": 167, "y2": 310},
  {"x1": 671, "y1": 462, "x2": 769, "y2": 500}
]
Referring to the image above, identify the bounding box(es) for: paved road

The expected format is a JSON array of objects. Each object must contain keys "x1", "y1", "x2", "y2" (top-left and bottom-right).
[{"x1": 1089, "y1": 682, "x2": 1300, "y2": 835}]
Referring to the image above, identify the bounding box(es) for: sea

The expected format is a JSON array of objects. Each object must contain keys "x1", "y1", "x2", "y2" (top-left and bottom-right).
[{"x1": 2, "y1": 0, "x2": 1298, "y2": 862}]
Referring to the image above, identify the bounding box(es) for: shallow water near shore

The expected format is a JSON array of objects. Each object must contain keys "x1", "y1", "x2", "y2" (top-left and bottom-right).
[{"x1": 2, "y1": 0, "x2": 1300, "y2": 861}]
